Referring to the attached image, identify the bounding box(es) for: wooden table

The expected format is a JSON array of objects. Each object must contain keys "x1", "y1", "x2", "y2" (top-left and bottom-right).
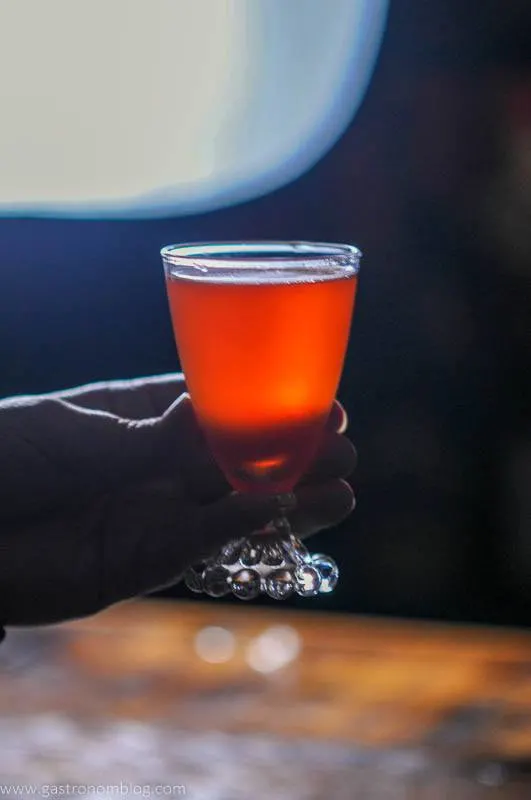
[{"x1": 2, "y1": 600, "x2": 531, "y2": 798}]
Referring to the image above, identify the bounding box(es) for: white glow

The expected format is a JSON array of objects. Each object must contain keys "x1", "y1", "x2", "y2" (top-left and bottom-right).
[
  {"x1": 194, "y1": 626, "x2": 235, "y2": 664},
  {"x1": 245, "y1": 625, "x2": 301, "y2": 674},
  {"x1": 0, "y1": 0, "x2": 388, "y2": 217}
]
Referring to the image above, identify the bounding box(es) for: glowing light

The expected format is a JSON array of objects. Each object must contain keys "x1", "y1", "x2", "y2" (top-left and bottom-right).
[
  {"x1": 194, "y1": 626, "x2": 235, "y2": 664},
  {"x1": 245, "y1": 456, "x2": 285, "y2": 477},
  {"x1": 245, "y1": 625, "x2": 301, "y2": 674},
  {"x1": 0, "y1": 0, "x2": 389, "y2": 217}
]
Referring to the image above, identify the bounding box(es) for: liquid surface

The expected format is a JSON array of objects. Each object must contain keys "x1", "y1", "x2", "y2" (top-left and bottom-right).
[{"x1": 166, "y1": 273, "x2": 357, "y2": 493}]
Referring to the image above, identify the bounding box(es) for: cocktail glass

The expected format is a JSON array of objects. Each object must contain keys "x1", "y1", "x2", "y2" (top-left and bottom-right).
[{"x1": 161, "y1": 241, "x2": 361, "y2": 600}]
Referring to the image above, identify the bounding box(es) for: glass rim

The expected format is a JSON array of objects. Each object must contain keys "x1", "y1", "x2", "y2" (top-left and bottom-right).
[{"x1": 161, "y1": 240, "x2": 362, "y2": 273}]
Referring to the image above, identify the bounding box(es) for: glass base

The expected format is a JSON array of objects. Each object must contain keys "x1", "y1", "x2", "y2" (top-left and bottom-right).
[{"x1": 183, "y1": 532, "x2": 339, "y2": 601}]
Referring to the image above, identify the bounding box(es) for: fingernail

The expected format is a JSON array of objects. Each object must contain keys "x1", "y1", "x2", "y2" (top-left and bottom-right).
[
  {"x1": 327, "y1": 401, "x2": 349, "y2": 434},
  {"x1": 337, "y1": 402, "x2": 348, "y2": 434}
]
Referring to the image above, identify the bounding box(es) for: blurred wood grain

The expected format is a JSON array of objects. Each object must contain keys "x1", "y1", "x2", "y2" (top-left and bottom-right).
[{"x1": 3, "y1": 600, "x2": 531, "y2": 794}]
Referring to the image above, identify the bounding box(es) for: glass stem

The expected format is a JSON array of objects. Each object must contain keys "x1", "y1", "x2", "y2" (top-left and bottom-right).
[{"x1": 274, "y1": 491, "x2": 297, "y2": 530}]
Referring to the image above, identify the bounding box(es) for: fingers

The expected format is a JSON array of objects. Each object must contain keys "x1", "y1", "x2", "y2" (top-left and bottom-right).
[
  {"x1": 51, "y1": 373, "x2": 187, "y2": 418},
  {"x1": 103, "y1": 480, "x2": 352, "y2": 607},
  {"x1": 291, "y1": 479, "x2": 355, "y2": 539},
  {"x1": 107, "y1": 480, "x2": 353, "y2": 599},
  {"x1": 159, "y1": 398, "x2": 357, "y2": 504},
  {"x1": 0, "y1": 471, "x2": 355, "y2": 625},
  {"x1": 100, "y1": 484, "x2": 282, "y2": 606},
  {"x1": 0, "y1": 385, "x2": 355, "y2": 528},
  {"x1": 154, "y1": 396, "x2": 356, "y2": 502},
  {"x1": 304, "y1": 432, "x2": 357, "y2": 483}
]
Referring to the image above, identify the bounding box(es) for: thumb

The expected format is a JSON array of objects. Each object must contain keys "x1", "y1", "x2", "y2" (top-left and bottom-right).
[{"x1": 0, "y1": 394, "x2": 193, "y2": 518}]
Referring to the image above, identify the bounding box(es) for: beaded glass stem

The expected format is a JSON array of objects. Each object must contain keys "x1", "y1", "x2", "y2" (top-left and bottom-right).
[{"x1": 183, "y1": 494, "x2": 340, "y2": 600}]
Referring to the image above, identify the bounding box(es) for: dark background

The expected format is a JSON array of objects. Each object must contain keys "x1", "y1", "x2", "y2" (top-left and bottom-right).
[{"x1": 1, "y1": 0, "x2": 530, "y2": 625}]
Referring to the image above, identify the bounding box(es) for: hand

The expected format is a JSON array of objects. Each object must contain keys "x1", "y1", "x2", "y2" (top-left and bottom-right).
[{"x1": 0, "y1": 375, "x2": 356, "y2": 626}]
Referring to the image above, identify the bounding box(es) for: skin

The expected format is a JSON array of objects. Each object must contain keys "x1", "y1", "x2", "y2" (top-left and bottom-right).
[{"x1": 0, "y1": 374, "x2": 356, "y2": 626}]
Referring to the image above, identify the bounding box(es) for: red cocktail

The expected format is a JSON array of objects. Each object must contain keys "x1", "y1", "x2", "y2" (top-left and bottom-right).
[{"x1": 162, "y1": 242, "x2": 361, "y2": 600}]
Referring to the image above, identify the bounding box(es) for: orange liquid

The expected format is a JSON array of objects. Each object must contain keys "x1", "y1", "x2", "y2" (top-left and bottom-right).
[{"x1": 166, "y1": 272, "x2": 357, "y2": 494}]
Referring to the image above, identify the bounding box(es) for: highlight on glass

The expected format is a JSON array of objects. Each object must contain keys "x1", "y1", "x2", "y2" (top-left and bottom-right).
[{"x1": 162, "y1": 241, "x2": 361, "y2": 600}]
